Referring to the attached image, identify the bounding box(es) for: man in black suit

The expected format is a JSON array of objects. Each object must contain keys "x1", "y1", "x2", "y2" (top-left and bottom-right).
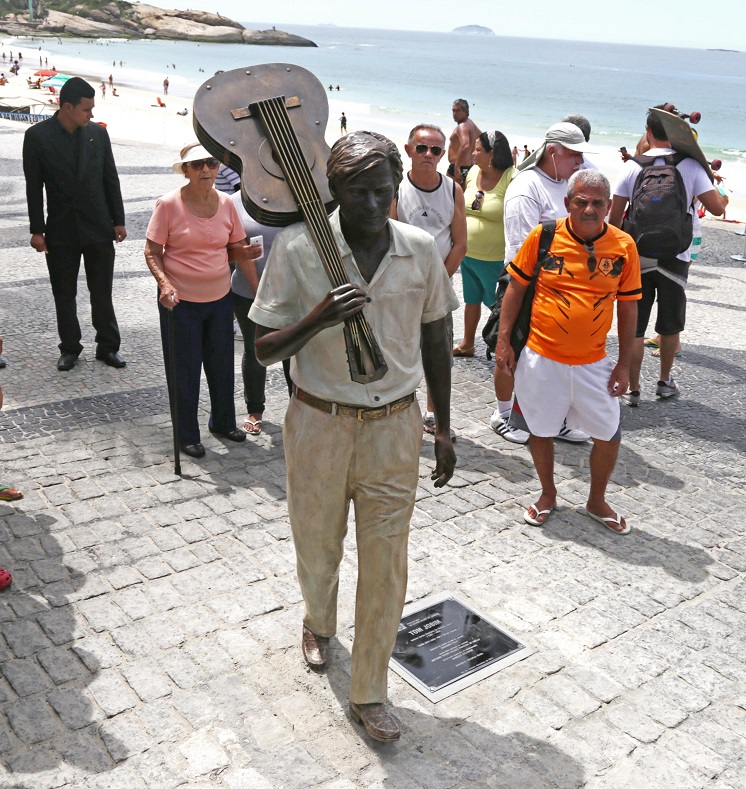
[{"x1": 23, "y1": 77, "x2": 127, "y2": 371}]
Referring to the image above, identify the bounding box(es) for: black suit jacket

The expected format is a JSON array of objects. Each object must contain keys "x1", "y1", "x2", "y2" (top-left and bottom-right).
[{"x1": 23, "y1": 113, "x2": 125, "y2": 246}]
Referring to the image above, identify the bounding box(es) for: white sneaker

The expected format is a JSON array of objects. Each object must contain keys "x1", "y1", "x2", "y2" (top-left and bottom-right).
[
  {"x1": 490, "y1": 410, "x2": 529, "y2": 444},
  {"x1": 234, "y1": 319, "x2": 242, "y2": 340},
  {"x1": 656, "y1": 378, "x2": 679, "y2": 398},
  {"x1": 623, "y1": 389, "x2": 641, "y2": 407},
  {"x1": 555, "y1": 420, "x2": 590, "y2": 442}
]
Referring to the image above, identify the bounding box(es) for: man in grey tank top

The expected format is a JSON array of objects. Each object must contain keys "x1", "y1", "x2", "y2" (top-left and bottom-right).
[{"x1": 391, "y1": 123, "x2": 466, "y2": 436}]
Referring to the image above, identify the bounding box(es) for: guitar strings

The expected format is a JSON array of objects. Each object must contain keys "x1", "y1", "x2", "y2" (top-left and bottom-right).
[{"x1": 255, "y1": 98, "x2": 373, "y2": 363}]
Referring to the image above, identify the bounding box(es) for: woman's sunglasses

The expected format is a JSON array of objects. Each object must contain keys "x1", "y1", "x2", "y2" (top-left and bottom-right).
[
  {"x1": 471, "y1": 190, "x2": 485, "y2": 211},
  {"x1": 187, "y1": 158, "x2": 220, "y2": 170}
]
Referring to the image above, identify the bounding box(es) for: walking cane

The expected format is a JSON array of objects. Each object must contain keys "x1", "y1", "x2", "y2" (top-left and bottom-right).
[{"x1": 166, "y1": 306, "x2": 181, "y2": 476}]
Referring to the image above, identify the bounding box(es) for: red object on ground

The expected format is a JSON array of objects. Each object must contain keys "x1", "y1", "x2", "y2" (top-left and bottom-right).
[{"x1": 0, "y1": 568, "x2": 11, "y2": 591}]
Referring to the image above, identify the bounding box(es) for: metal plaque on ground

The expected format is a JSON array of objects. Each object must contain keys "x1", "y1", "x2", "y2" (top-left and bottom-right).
[{"x1": 389, "y1": 592, "x2": 534, "y2": 702}]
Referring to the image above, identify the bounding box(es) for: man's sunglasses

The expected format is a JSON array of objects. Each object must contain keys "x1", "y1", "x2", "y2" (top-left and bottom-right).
[
  {"x1": 471, "y1": 190, "x2": 485, "y2": 211},
  {"x1": 414, "y1": 144, "x2": 444, "y2": 156},
  {"x1": 187, "y1": 158, "x2": 220, "y2": 170}
]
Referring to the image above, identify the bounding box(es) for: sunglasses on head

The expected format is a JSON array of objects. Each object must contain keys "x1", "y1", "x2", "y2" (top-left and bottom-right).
[
  {"x1": 187, "y1": 158, "x2": 220, "y2": 170},
  {"x1": 414, "y1": 144, "x2": 444, "y2": 156},
  {"x1": 471, "y1": 190, "x2": 485, "y2": 211}
]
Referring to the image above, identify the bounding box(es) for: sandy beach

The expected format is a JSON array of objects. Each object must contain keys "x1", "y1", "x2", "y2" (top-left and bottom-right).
[{"x1": 2, "y1": 38, "x2": 745, "y2": 224}]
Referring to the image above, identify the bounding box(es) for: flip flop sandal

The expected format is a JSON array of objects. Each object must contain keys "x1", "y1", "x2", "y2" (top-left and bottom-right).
[
  {"x1": 452, "y1": 345, "x2": 475, "y2": 358},
  {"x1": 524, "y1": 504, "x2": 554, "y2": 527},
  {"x1": 0, "y1": 485, "x2": 23, "y2": 502},
  {"x1": 0, "y1": 568, "x2": 11, "y2": 591},
  {"x1": 643, "y1": 338, "x2": 660, "y2": 348},
  {"x1": 583, "y1": 507, "x2": 631, "y2": 535},
  {"x1": 651, "y1": 348, "x2": 682, "y2": 358},
  {"x1": 243, "y1": 417, "x2": 263, "y2": 436}
]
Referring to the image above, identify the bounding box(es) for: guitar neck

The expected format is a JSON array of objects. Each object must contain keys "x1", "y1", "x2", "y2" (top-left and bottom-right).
[{"x1": 252, "y1": 97, "x2": 347, "y2": 289}]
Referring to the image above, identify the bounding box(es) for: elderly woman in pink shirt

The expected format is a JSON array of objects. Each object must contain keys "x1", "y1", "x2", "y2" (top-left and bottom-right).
[{"x1": 144, "y1": 143, "x2": 260, "y2": 459}]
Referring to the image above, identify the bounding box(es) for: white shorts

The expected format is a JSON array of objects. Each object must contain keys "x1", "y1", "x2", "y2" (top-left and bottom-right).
[{"x1": 513, "y1": 347, "x2": 621, "y2": 442}]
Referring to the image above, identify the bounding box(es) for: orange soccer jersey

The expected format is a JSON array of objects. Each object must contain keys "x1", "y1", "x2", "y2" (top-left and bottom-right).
[{"x1": 508, "y1": 219, "x2": 641, "y2": 365}]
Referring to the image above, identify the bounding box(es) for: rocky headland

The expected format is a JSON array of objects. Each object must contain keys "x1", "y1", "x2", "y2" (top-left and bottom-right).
[{"x1": 0, "y1": 0, "x2": 317, "y2": 45}]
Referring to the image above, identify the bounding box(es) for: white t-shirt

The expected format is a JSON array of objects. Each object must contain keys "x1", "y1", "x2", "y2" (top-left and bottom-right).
[
  {"x1": 613, "y1": 148, "x2": 714, "y2": 264},
  {"x1": 503, "y1": 168, "x2": 569, "y2": 264}
]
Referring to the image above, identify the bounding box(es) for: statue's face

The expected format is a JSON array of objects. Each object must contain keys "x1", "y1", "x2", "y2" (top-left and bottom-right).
[{"x1": 335, "y1": 161, "x2": 396, "y2": 237}]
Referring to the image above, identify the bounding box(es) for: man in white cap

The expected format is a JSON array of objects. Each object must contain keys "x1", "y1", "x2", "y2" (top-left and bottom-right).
[{"x1": 490, "y1": 122, "x2": 595, "y2": 444}]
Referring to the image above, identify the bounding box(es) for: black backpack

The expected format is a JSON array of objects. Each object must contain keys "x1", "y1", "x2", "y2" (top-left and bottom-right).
[
  {"x1": 482, "y1": 220, "x2": 556, "y2": 360},
  {"x1": 623, "y1": 153, "x2": 692, "y2": 258}
]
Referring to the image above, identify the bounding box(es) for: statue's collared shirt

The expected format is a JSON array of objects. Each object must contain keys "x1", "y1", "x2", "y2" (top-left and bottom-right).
[{"x1": 250, "y1": 208, "x2": 459, "y2": 406}]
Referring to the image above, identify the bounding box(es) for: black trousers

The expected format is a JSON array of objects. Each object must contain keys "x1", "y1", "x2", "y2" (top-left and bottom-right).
[
  {"x1": 46, "y1": 241, "x2": 120, "y2": 356},
  {"x1": 158, "y1": 291, "x2": 237, "y2": 446},
  {"x1": 232, "y1": 292, "x2": 292, "y2": 414}
]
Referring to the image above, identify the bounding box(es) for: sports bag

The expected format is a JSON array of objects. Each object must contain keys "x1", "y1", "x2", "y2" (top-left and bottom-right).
[
  {"x1": 623, "y1": 153, "x2": 692, "y2": 258},
  {"x1": 482, "y1": 220, "x2": 556, "y2": 360}
]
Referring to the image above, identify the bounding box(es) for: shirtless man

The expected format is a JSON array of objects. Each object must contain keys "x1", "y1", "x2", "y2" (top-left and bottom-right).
[{"x1": 447, "y1": 99, "x2": 481, "y2": 188}]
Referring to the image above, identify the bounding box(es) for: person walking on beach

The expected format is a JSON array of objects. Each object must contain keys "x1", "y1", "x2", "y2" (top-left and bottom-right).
[
  {"x1": 339, "y1": 112, "x2": 347, "y2": 134},
  {"x1": 512, "y1": 145, "x2": 519, "y2": 167},
  {"x1": 447, "y1": 99, "x2": 481, "y2": 188},
  {"x1": 609, "y1": 107, "x2": 725, "y2": 404},
  {"x1": 22, "y1": 77, "x2": 127, "y2": 372},
  {"x1": 250, "y1": 131, "x2": 457, "y2": 743},
  {"x1": 100, "y1": 81, "x2": 106, "y2": 99},
  {"x1": 496, "y1": 170, "x2": 641, "y2": 534},
  {"x1": 392, "y1": 123, "x2": 466, "y2": 436},
  {"x1": 163, "y1": 77, "x2": 169, "y2": 95},
  {"x1": 108, "y1": 73, "x2": 113, "y2": 89},
  {"x1": 492, "y1": 122, "x2": 594, "y2": 445},
  {"x1": 522, "y1": 145, "x2": 530, "y2": 160}
]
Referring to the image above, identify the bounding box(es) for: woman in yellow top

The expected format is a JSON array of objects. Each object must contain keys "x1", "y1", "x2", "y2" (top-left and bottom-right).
[{"x1": 453, "y1": 130, "x2": 514, "y2": 356}]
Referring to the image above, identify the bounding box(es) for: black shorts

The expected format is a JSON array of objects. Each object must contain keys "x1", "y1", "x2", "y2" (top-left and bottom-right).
[{"x1": 635, "y1": 269, "x2": 687, "y2": 337}]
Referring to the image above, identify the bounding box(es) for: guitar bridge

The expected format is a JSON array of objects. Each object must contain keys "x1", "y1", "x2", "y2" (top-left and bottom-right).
[{"x1": 231, "y1": 96, "x2": 301, "y2": 120}]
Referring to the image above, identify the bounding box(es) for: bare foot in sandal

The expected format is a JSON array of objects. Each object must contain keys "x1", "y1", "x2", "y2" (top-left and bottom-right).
[{"x1": 243, "y1": 415, "x2": 263, "y2": 436}]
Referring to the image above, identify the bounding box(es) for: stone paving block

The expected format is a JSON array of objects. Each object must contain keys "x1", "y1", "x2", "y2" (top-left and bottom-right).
[
  {"x1": 109, "y1": 621, "x2": 158, "y2": 659},
  {"x1": 139, "y1": 614, "x2": 187, "y2": 650},
  {"x1": 178, "y1": 728, "x2": 231, "y2": 776},
  {"x1": 2, "y1": 619, "x2": 52, "y2": 657},
  {"x1": 89, "y1": 670, "x2": 139, "y2": 717},
  {"x1": 150, "y1": 526, "x2": 188, "y2": 552},
  {"x1": 661, "y1": 729, "x2": 728, "y2": 780},
  {"x1": 216, "y1": 629, "x2": 265, "y2": 667},
  {"x1": 128, "y1": 745, "x2": 191, "y2": 788},
  {"x1": 72, "y1": 633, "x2": 125, "y2": 671},
  {"x1": 122, "y1": 662, "x2": 173, "y2": 703},
  {"x1": 112, "y1": 586, "x2": 153, "y2": 620},
  {"x1": 137, "y1": 699, "x2": 192, "y2": 744},
  {"x1": 56, "y1": 727, "x2": 114, "y2": 774},
  {"x1": 587, "y1": 746, "x2": 705, "y2": 789},
  {"x1": 536, "y1": 672, "x2": 602, "y2": 718},
  {"x1": 517, "y1": 687, "x2": 572, "y2": 730},
  {"x1": 36, "y1": 606, "x2": 85, "y2": 646},
  {"x1": 6, "y1": 696, "x2": 65, "y2": 744},
  {"x1": 142, "y1": 578, "x2": 185, "y2": 611},
  {"x1": 99, "y1": 711, "x2": 154, "y2": 763},
  {"x1": 222, "y1": 767, "x2": 275, "y2": 789},
  {"x1": 605, "y1": 700, "x2": 666, "y2": 743},
  {"x1": 649, "y1": 673, "x2": 711, "y2": 714},
  {"x1": 77, "y1": 596, "x2": 130, "y2": 633},
  {"x1": 1, "y1": 658, "x2": 51, "y2": 697},
  {"x1": 48, "y1": 686, "x2": 104, "y2": 729},
  {"x1": 37, "y1": 646, "x2": 89, "y2": 686},
  {"x1": 135, "y1": 555, "x2": 173, "y2": 579},
  {"x1": 159, "y1": 650, "x2": 208, "y2": 690}
]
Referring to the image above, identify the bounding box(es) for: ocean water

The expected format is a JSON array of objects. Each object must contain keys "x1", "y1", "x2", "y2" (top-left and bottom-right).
[{"x1": 6, "y1": 24, "x2": 746, "y2": 164}]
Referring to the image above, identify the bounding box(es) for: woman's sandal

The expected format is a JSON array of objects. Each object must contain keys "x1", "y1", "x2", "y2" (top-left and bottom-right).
[
  {"x1": 0, "y1": 484, "x2": 23, "y2": 502},
  {"x1": 452, "y1": 345, "x2": 475, "y2": 358},
  {"x1": 243, "y1": 416, "x2": 263, "y2": 436}
]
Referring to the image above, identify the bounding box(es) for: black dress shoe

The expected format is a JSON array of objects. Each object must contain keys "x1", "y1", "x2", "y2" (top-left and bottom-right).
[
  {"x1": 0, "y1": 354, "x2": 6, "y2": 369},
  {"x1": 349, "y1": 701, "x2": 401, "y2": 742},
  {"x1": 301, "y1": 625, "x2": 329, "y2": 669},
  {"x1": 96, "y1": 351, "x2": 126, "y2": 368},
  {"x1": 180, "y1": 443, "x2": 205, "y2": 458},
  {"x1": 209, "y1": 427, "x2": 246, "y2": 442},
  {"x1": 57, "y1": 353, "x2": 78, "y2": 371}
]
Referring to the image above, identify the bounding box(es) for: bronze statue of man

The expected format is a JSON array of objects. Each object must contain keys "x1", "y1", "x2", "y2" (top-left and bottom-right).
[{"x1": 250, "y1": 131, "x2": 458, "y2": 743}]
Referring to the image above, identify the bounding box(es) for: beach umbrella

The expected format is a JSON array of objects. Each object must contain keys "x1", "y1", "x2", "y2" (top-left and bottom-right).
[
  {"x1": 34, "y1": 69, "x2": 57, "y2": 77},
  {"x1": 41, "y1": 74, "x2": 73, "y2": 88}
]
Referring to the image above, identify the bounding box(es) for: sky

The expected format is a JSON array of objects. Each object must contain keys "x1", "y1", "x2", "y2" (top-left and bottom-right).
[{"x1": 155, "y1": 0, "x2": 746, "y2": 51}]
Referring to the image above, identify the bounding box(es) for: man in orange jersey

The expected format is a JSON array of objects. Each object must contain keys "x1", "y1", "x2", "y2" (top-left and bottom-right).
[{"x1": 495, "y1": 169, "x2": 641, "y2": 535}]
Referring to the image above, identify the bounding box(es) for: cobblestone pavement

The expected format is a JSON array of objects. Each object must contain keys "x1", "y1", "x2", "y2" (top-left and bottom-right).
[{"x1": 1, "y1": 120, "x2": 746, "y2": 788}]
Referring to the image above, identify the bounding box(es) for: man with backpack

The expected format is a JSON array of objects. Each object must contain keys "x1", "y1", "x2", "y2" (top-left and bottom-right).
[
  {"x1": 609, "y1": 107, "x2": 725, "y2": 403},
  {"x1": 496, "y1": 170, "x2": 641, "y2": 534}
]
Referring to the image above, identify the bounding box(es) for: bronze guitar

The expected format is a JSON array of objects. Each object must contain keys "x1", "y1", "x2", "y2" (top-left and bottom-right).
[{"x1": 193, "y1": 63, "x2": 388, "y2": 385}]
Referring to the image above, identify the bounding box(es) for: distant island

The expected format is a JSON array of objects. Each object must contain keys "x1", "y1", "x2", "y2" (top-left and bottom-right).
[
  {"x1": 0, "y1": 0, "x2": 317, "y2": 46},
  {"x1": 452, "y1": 25, "x2": 494, "y2": 35}
]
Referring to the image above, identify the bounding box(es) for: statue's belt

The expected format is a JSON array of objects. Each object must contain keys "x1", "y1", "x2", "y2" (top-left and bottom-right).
[{"x1": 292, "y1": 385, "x2": 414, "y2": 421}]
